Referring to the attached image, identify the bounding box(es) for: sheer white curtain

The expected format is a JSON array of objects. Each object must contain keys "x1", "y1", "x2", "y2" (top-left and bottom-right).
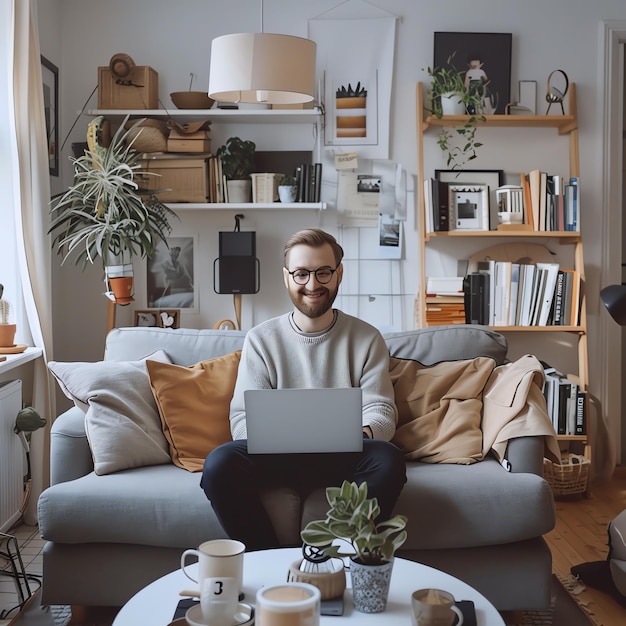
[{"x1": 2, "y1": 0, "x2": 55, "y2": 523}]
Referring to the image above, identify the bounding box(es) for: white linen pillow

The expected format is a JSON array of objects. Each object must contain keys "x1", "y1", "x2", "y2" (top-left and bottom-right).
[{"x1": 47, "y1": 350, "x2": 173, "y2": 475}]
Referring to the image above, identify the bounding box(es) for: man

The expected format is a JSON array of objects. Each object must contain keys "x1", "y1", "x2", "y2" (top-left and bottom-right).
[{"x1": 201, "y1": 228, "x2": 406, "y2": 550}]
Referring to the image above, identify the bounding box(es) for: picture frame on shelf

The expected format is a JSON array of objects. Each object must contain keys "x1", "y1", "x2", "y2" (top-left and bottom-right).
[
  {"x1": 433, "y1": 32, "x2": 512, "y2": 115},
  {"x1": 41, "y1": 55, "x2": 59, "y2": 176},
  {"x1": 435, "y1": 169, "x2": 504, "y2": 230},
  {"x1": 449, "y1": 183, "x2": 489, "y2": 231},
  {"x1": 134, "y1": 309, "x2": 180, "y2": 329}
]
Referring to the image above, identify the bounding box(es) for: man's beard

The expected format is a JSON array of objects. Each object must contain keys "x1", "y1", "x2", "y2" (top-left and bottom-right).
[{"x1": 289, "y1": 284, "x2": 339, "y2": 319}]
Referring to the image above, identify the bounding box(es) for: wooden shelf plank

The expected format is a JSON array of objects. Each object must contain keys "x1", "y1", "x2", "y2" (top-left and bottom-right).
[{"x1": 166, "y1": 202, "x2": 326, "y2": 211}]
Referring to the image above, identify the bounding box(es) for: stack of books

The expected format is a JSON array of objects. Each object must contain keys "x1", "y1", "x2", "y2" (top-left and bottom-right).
[
  {"x1": 426, "y1": 277, "x2": 465, "y2": 326},
  {"x1": 543, "y1": 365, "x2": 587, "y2": 435}
]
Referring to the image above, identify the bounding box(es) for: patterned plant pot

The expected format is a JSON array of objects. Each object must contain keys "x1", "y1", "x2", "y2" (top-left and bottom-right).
[{"x1": 349, "y1": 557, "x2": 394, "y2": 613}]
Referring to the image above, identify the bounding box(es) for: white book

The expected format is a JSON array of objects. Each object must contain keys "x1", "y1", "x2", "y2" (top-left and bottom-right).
[
  {"x1": 509, "y1": 263, "x2": 521, "y2": 326},
  {"x1": 536, "y1": 262, "x2": 560, "y2": 326},
  {"x1": 519, "y1": 264, "x2": 536, "y2": 326}
]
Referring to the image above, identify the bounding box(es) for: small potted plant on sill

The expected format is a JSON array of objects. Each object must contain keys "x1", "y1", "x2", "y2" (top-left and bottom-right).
[
  {"x1": 0, "y1": 284, "x2": 16, "y2": 348},
  {"x1": 300, "y1": 480, "x2": 407, "y2": 614},
  {"x1": 216, "y1": 136, "x2": 256, "y2": 203},
  {"x1": 49, "y1": 115, "x2": 177, "y2": 305},
  {"x1": 425, "y1": 53, "x2": 486, "y2": 169},
  {"x1": 278, "y1": 174, "x2": 297, "y2": 203}
]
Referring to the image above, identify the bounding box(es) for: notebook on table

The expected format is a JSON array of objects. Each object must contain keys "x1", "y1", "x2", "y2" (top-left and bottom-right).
[{"x1": 244, "y1": 388, "x2": 363, "y2": 454}]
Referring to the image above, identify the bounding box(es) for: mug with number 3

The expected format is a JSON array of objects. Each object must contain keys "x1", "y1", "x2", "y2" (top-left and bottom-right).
[{"x1": 200, "y1": 576, "x2": 238, "y2": 626}]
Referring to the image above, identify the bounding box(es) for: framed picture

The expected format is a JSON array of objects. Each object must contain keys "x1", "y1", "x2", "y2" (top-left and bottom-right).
[
  {"x1": 147, "y1": 236, "x2": 197, "y2": 311},
  {"x1": 449, "y1": 183, "x2": 489, "y2": 231},
  {"x1": 134, "y1": 309, "x2": 180, "y2": 329},
  {"x1": 433, "y1": 32, "x2": 512, "y2": 115},
  {"x1": 435, "y1": 169, "x2": 504, "y2": 230},
  {"x1": 41, "y1": 55, "x2": 59, "y2": 176}
]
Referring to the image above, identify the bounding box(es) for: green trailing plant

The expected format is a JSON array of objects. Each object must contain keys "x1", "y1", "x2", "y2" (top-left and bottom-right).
[
  {"x1": 49, "y1": 116, "x2": 177, "y2": 269},
  {"x1": 424, "y1": 53, "x2": 485, "y2": 169},
  {"x1": 216, "y1": 136, "x2": 256, "y2": 180},
  {"x1": 336, "y1": 82, "x2": 367, "y2": 99},
  {"x1": 300, "y1": 480, "x2": 407, "y2": 566}
]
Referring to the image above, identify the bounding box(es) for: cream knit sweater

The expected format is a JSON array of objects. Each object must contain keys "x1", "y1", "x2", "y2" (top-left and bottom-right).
[{"x1": 229, "y1": 310, "x2": 397, "y2": 441}]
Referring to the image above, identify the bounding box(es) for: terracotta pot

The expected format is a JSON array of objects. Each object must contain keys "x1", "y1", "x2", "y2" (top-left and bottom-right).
[
  {"x1": 0, "y1": 324, "x2": 16, "y2": 347},
  {"x1": 108, "y1": 277, "x2": 134, "y2": 304}
]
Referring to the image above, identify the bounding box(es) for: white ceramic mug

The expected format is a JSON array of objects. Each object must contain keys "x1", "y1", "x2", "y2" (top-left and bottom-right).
[
  {"x1": 256, "y1": 582, "x2": 321, "y2": 626},
  {"x1": 411, "y1": 588, "x2": 464, "y2": 626},
  {"x1": 180, "y1": 539, "x2": 245, "y2": 595},
  {"x1": 199, "y1": 577, "x2": 238, "y2": 626}
]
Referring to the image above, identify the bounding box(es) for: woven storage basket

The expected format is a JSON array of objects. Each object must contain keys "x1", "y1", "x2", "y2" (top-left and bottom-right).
[
  {"x1": 251, "y1": 173, "x2": 283, "y2": 203},
  {"x1": 124, "y1": 119, "x2": 169, "y2": 153},
  {"x1": 543, "y1": 453, "x2": 590, "y2": 496}
]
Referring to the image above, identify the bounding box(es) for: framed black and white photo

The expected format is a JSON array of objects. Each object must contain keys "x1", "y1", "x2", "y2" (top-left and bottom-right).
[
  {"x1": 433, "y1": 32, "x2": 512, "y2": 115},
  {"x1": 147, "y1": 236, "x2": 197, "y2": 311},
  {"x1": 134, "y1": 309, "x2": 180, "y2": 329},
  {"x1": 435, "y1": 169, "x2": 504, "y2": 230},
  {"x1": 449, "y1": 183, "x2": 489, "y2": 231},
  {"x1": 41, "y1": 55, "x2": 59, "y2": 176}
]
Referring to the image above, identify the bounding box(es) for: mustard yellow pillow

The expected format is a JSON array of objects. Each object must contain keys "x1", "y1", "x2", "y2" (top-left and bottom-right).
[{"x1": 146, "y1": 351, "x2": 241, "y2": 472}]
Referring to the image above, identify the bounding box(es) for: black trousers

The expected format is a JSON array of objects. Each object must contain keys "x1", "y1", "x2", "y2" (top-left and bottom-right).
[{"x1": 200, "y1": 439, "x2": 407, "y2": 551}]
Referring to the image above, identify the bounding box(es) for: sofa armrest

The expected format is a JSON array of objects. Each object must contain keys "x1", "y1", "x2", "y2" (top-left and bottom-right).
[
  {"x1": 505, "y1": 436, "x2": 545, "y2": 476},
  {"x1": 50, "y1": 407, "x2": 94, "y2": 485}
]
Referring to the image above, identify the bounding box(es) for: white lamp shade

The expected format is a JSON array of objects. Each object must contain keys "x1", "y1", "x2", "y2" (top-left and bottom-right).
[{"x1": 208, "y1": 33, "x2": 316, "y2": 105}]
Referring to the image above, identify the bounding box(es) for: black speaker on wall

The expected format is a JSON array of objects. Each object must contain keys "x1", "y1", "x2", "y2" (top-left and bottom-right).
[{"x1": 214, "y1": 231, "x2": 260, "y2": 294}]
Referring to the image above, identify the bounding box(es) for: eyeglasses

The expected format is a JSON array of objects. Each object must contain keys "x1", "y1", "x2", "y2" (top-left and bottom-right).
[{"x1": 286, "y1": 265, "x2": 339, "y2": 285}]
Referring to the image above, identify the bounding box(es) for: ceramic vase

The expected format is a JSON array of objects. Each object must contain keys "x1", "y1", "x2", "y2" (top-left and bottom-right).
[
  {"x1": 349, "y1": 558, "x2": 394, "y2": 613},
  {"x1": 0, "y1": 324, "x2": 16, "y2": 347},
  {"x1": 278, "y1": 185, "x2": 297, "y2": 203},
  {"x1": 227, "y1": 179, "x2": 252, "y2": 203},
  {"x1": 440, "y1": 92, "x2": 466, "y2": 115}
]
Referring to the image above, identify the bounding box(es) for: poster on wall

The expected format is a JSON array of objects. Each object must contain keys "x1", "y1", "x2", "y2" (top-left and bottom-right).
[
  {"x1": 433, "y1": 32, "x2": 512, "y2": 115},
  {"x1": 309, "y1": 1, "x2": 398, "y2": 159},
  {"x1": 147, "y1": 236, "x2": 197, "y2": 311}
]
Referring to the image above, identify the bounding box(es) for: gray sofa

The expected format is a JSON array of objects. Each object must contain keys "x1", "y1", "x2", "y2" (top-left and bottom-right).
[{"x1": 38, "y1": 325, "x2": 556, "y2": 612}]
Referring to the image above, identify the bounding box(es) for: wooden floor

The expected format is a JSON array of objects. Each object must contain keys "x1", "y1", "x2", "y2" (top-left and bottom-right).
[{"x1": 546, "y1": 465, "x2": 626, "y2": 625}]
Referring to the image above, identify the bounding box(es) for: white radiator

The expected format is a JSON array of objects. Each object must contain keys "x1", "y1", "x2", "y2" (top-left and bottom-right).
[{"x1": 0, "y1": 379, "x2": 23, "y2": 532}]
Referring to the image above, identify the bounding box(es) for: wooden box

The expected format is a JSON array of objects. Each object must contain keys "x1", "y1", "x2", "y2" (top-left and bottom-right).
[
  {"x1": 167, "y1": 129, "x2": 211, "y2": 153},
  {"x1": 140, "y1": 155, "x2": 210, "y2": 203},
  {"x1": 98, "y1": 66, "x2": 158, "y2": 109}
]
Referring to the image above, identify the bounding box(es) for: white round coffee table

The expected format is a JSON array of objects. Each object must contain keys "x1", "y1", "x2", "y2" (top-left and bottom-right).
[{"x1": 112, "y1": 547, "x2": 505, "y2": 625}]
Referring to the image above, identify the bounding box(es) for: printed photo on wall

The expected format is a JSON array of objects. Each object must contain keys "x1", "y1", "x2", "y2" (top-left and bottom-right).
[
  {"x1": 378, "y1": 214, "x2": 403, "y2": 259},
  {"x1": 433, "y1": 32, "x2": 512, "y2": 115},
  {"x1": 147, "y1": 236, "x2": 197, "y2": 310}
]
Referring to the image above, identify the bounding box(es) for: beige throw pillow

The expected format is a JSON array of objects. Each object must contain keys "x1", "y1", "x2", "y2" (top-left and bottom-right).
[
  {"x1": 47, "y1": 351, "x2": 173, "y2": 475},
  {"x1": 147, "y1": 351, "x2": 241, "y2": 472},
  {"x1": 389, "y1": 356, "x2": 495, "y2": 464}
]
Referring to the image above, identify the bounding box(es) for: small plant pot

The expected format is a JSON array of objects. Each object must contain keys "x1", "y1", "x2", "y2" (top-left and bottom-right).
[
  {"x1": 440, "y1": 92, "x2": 466, "y2": 115},
  {"x1": 349, "y1": 557, "x2": 394, "y2": 613},
  {"x1": 0, "y1": 324, "x2": 16, "y2": 347},
  {"x1": 108, "y1": 277, "x2": 134, "y2": 304},
  {"x1": 227, "y1": 180, "x2": 252, "y2": 203},
  {"x1": 287, "y1": 559, "x2": 346, "y2": 600},
  {"x1": 278, "y1": 185, "x2": 298, "y2": 203}
]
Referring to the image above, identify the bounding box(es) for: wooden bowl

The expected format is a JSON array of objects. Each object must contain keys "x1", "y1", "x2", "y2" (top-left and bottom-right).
[{"x1": 170, "y1": 91, "x2": 215, "y2": 109}]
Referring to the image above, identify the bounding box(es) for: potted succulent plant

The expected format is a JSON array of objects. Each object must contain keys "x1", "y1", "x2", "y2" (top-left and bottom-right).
[
  {"x1": 425, "y1": 53, "x2": 486, "y2": 169},
  {"x1": 278, "y1": 174, "x2": 297, "y2": 203},
  {"x1": 49, "y1": 115, "x2": 177, "y2": 304},
  {"x1": 300, "y1": 480, "x2": 407, "y2": 613},
  {"x1": 216, "y1": 136, "x2": 256, "y2": 203},
  {"x1": 0, "y1": 284, "x2": 16, "y2": 348}
]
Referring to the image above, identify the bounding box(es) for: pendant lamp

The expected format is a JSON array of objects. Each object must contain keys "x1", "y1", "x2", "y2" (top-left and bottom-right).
[{"x1": 208, "y1": 33, "x2": 316, "y2": 105}]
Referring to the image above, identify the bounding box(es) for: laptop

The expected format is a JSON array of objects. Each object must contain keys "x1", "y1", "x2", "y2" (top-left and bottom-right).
[{"x1": 244, "y1": 388, "x2": 364, "y2": 454}]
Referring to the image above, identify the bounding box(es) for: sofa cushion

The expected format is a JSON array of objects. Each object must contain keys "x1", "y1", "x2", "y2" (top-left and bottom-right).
[
  {"x1": 390, "y1": 356, "x2": 495, "y2": 463},
  {"x1": 384, "y1": 325, "x2": 508, "y2": 366},
  {"x1": 48, "y1": 351, "x2": 173, "y2": 476},
  {"x1": 146, "y1": 351, "x2": 241, "y2": 472}
]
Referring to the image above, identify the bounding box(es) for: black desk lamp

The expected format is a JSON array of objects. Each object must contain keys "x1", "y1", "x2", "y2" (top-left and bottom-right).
[{"x1": 600, "y1": 284, "x2": 626, "y2": 326}]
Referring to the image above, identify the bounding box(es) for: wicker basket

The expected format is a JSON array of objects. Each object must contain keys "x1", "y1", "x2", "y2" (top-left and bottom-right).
[
  {"x1": 543, "y1": 453, "x2": 590, "y2": 497},
  {"x1": 251, "y1": 173, "x2": 283, "y2": 203}
]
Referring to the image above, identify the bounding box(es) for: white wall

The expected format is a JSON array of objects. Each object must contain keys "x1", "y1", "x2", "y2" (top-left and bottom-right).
[{"x1": 38, "y1": 0, "x2": 626, "y2": 453}]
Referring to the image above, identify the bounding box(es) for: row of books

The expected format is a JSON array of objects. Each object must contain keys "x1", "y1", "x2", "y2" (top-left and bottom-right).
[
  {"x1": 543, "y1": 365, "x2": 587, "y2": 435},
  {"x1": 464, "y1": 260, "x2": 581, "y2": 327},
  {"x1": 294, "y1": 163, "x2": 323, "y2": 203},
  {"x1": 521, "y1": 170, "x2": 580, "y2": 232}
]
